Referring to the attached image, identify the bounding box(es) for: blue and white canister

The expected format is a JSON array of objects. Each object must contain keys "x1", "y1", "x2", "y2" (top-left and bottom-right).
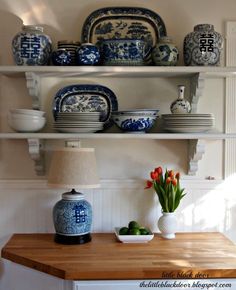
[
  {"x1": 51, "y1": 49, "x2": 72, "y2": 66},
  {"x1": 12, "y1": 25, "x2": 52, "y2": 65},
  {"x1": 53, "y1": 190, "x2": 92, "y2": 239},
  {"x1": 183, "y1": 24, "x2": 223, "y2": 66},
  {"x1": 152, "y1": 36, "x2": 179, "y2": 66},
  {"x1": 76, "y1": 43, "x2": 100, "y2": 65}
]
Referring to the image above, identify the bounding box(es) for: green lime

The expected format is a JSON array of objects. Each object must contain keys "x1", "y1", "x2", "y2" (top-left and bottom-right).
[
  {"x1": 140, "y1": 228, "x2": 150, "y2": 235},
  {"x1": 129, "y1": 228, "x2": 141, "y2": 235},
  {"x1": 128, "y1": 220, "x2": 140, "y2": 229},
  {"x1": 119, "y1": 227, "x2": 129, "y2": 235}
]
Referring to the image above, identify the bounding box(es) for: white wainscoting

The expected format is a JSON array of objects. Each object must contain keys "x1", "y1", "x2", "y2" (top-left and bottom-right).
[{"x1": 0, "y1": 178, "x2": 235, "y2": 290}]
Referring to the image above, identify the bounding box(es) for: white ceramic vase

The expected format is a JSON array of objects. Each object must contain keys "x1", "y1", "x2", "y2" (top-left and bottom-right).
[{"x1": 158, "y1": 212, "x2": 177, "y2": 239}]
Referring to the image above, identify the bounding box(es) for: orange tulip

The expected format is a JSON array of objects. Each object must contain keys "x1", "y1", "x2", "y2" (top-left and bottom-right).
[
  {"x1": 150, "y1": 171, "x2": 158, "y2": 180},
  {"x1": 172, "y1": 179, "x2": 177, "y2": 186}
]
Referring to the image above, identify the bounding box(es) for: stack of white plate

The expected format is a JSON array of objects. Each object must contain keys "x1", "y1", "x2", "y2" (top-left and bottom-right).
[
  {"x1": 162, "y1": 113, "x2": 215, "y2": 133},
  {"x1": 53, "y1": 112, "x2": 104, "y2": 133}
]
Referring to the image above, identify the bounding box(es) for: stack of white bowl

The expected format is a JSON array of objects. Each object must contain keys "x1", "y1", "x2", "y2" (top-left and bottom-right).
[
  {"x1": 53, "y1": 112, "x2": 104, "y2": 133},
  {"x1": 8, "y1": 109, "x2": 46, "y2": 132}
]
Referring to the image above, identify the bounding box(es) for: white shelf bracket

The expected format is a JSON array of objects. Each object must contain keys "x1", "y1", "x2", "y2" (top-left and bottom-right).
[
  {"x1": 188, "y1": 139, "x2": 205, "y2": 175},
  {"x1": 190, "y1": 73, "x2": 205, "y2": 113},
  {"x1": 25, "y1": 72, "x2": 41, "y2": 109},
  {"x1": 27, "y1": 138, "x2": 45, "y2": 176}
]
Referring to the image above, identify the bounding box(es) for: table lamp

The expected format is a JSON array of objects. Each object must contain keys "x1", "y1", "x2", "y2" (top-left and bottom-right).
[{"x1": 48, "y1": 147, "x2": 100, "y2": 244}]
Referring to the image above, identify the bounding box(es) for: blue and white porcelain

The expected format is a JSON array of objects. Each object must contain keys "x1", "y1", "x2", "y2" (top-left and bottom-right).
[
  {"x1": 111, "y1": 110, "x2": 159, "y2": 133},
  {"x1": 12, "y1": 25, "x2": 52, "y2": 65},
  {"x1": 152, "y1": 36, "x2": 179, "y2": 66},
  {"x1": 57, "y1": 40, "x2": 80, "y2": 65},
  {"x1": 76, "y1": 43, "x2": 100, "y2": 65},
  {"x1": 53, "y1": 191, "x2": 92, "y2": 237},
  {"x1": 51, "y1": 49, "x2": 72, "y2": 66},
  {"x1": 81, "y1": 7, "x2": 167, "y2": 64},
  {"x1": 101, "y1": 38, "x2": 150, "y2": 65},
  {"x1": 184, "y1": 24, "x2": 223, "y2": 66},
  {"x1": 52, "y1": 84, "x2": 118, "y2": 128},
  {"x1": 170, "y1": 85, "x2": 191, "y2": 114}
]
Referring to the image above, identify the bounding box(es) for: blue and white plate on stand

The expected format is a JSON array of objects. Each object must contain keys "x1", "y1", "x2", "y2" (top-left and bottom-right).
[{"x1": 52, "y1": 84, "x2": 118, "y2": 128}]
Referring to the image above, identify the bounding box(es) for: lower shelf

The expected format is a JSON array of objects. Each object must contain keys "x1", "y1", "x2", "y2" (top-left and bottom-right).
[
  {"x1": 0, "y1": 132, "x2": 235, "y2": 140},
  {"x1": 1, "y1": 132, "x2": 234, "y2": 176}
]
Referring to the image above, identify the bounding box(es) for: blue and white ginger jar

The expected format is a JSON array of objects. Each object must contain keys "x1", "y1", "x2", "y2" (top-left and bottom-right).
[
  {"x1": 52, "y1": 49, "x2": 72, "y2": 66},
  {"x1": 53, "y1": 191, "x2": 92, "y2": 237},
  {"x1": 12, "y1": 25, "x2": 52, "y2": 65},
  {"x1": 184, "y1": 24, "x2": 223, "y2": 66},
  {"x1": 152, "y1": 36, "x2": 179, "y2": 66},
  {"x1": 76, "y1": 43, "x2": 100, "y2": 65}
]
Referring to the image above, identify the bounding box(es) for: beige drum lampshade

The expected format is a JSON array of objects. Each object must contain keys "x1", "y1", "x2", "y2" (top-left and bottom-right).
[{"x1": 48, "y1": 147, "x2": 100, "y2": 189}]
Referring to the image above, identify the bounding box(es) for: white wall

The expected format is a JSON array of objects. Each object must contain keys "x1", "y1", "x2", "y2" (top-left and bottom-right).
[{"x1": 0, "y1": 0, "x2": 236, "y2": 289}]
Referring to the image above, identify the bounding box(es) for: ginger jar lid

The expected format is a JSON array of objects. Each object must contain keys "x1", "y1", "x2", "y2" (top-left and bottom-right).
[
  {"x1": 22, "y1": 25, "x2": 44, "y2": 33},
  {"x1": 194, "y1": 24, "x2": 214, "y2": 31}
]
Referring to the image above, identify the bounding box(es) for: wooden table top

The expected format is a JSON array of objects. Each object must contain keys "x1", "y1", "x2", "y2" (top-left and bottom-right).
[{"x1": 2, "y1": 232, "x2": 236, "y2": 280}]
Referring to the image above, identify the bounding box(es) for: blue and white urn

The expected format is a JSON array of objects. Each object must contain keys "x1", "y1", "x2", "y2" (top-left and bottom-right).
[
  {"x1": 170, "y1": 85, "x2": 191, "y2": 114},
  {"x1": 12, "y1": 25, "x2": 52, "y2": 65},
  {"x1": 53, "y1": 189, "x2": 92, "y2": 244},
  {"x1": 152, "y1": 36, "x2": 179, "y2": 66},
  {"x1": 184, "y1": 24, "x2": 223, "y2": 66},
  {"x1": 76, "y1": 43, "x2": 100, "y2": 65}
]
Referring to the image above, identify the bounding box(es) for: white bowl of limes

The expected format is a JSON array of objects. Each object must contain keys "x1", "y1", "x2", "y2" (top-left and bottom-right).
[{"x1": 115, "y1": 221, "x2": 154, "y2": 243}]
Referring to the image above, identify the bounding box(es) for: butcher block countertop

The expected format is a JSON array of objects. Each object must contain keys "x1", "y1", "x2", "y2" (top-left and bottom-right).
[{"x1": 2, "y1": 232, "x2": 236, "y2": 280}]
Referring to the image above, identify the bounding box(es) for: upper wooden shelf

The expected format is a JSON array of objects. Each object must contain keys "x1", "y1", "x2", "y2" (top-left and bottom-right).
[
  {"x1": 1, "y1": 65, "x2": 236, "y2": 78},
  {"x1": 2, "y1": 232, "x2": 236, "y2": 280}
]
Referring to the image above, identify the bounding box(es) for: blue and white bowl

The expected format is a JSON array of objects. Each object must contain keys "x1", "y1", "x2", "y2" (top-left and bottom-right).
[
  {"x1": 52, "y1": 49, "x2": 72, "y2": 66},
  {"x1": 101, "y1": 38, "x2": 151, "y2": 66},
  {"x1": 111, "y1": 110, "x2": 159, "y2": 133}
]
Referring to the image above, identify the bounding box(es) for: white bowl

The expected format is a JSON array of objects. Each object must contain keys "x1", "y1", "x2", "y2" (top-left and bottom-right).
[
  {"x1": 8, "y1": 116, "x2": 46, "y2": 132},
  {"x1": 10, "y1": 114, "x2": 45, "y2": 121},
  {"x1": 114, "y1": 227, "x2": 154, "y2": 243},
  {"x1": 10, "y1": 109, "x2": 45, "y2": 117}
]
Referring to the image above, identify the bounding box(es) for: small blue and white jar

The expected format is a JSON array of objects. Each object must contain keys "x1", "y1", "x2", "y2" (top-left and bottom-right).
[
  {"x1": 12, "y1": 25, "x2": 52, "y2": 65},
  {"x1": 76, "y1": 43, "x2": 100, "y2": 65},
  {"x1": 53, "y1": 189, "x2": 92, "y2": 244},
  {"x1": 152, "y1": 36, "x2": 179, "y2": 66},
  {"x1": 51, "y1": 49, "x2": 72, "y2": 66},
  {"x1": 184, "y1": 24, "x2": 223, "y2": 66}
]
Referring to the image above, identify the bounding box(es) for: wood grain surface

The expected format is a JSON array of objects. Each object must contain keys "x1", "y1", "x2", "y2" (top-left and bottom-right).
[{"x1": 2, "y1": 232, "x2": 236, "y2": 280}]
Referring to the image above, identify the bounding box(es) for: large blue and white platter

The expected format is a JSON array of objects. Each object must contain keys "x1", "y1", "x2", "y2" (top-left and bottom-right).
[
  {"x1": 52, "y1": 84, "x2": 118, "y2": 128},
  {"x1": 81, "y1": 7, "x2": 167, "y2": 56}
]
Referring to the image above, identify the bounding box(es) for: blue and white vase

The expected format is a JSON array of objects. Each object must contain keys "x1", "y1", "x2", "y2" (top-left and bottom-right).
[
  {"x1": 76, "y1": 43, "x2": 100, "y2": 65},
  {"x1": 183, "y1": 24, "x2": 223, "y2": 66},
  {"x1": 57, "y1": 40, "x2": 80, "y2": 65},
  {"x1": 53, "y1": 189, "x2": 92, "y2": 244},
  {"x1": 152, "y1": 36, "x2": 179, "y2": 66},
  {"x1": 170, "y1": 85, "x2": 191, "y2": 114},
  {"x1": 51, "y1": 49, "x2": 72, "y2": 66},
  {"x1": 12, "y1": 25, "x2": 52, "y2": 65}
]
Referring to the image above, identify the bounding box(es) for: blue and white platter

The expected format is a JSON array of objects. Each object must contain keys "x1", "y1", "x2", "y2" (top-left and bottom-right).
[
  {"x1": 52, "y1": 84, "x2": 118, "y2": 128},
  {"x1": 81, "y1": 6, "x2": 167, "y2": 62}
]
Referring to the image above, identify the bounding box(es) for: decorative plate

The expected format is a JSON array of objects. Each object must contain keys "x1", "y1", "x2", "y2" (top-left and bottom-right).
[
  {"x1": 81, "y1": 6, "x2": 167, "y2": 60},
  {"x1": 114, "y1": 227, "x2": 154, "y2": 243},
  {"x1": 52, "y1": 84, "x2": 118, "y2": 128}
]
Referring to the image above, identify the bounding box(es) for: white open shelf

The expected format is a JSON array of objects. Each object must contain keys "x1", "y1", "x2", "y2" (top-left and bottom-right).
[
  {"x1": 1, "y1": 65, "x2": 236, "y2": 78},
  {"x1": 0, "y1": 132, "x2": 235, "y2": 140}
]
